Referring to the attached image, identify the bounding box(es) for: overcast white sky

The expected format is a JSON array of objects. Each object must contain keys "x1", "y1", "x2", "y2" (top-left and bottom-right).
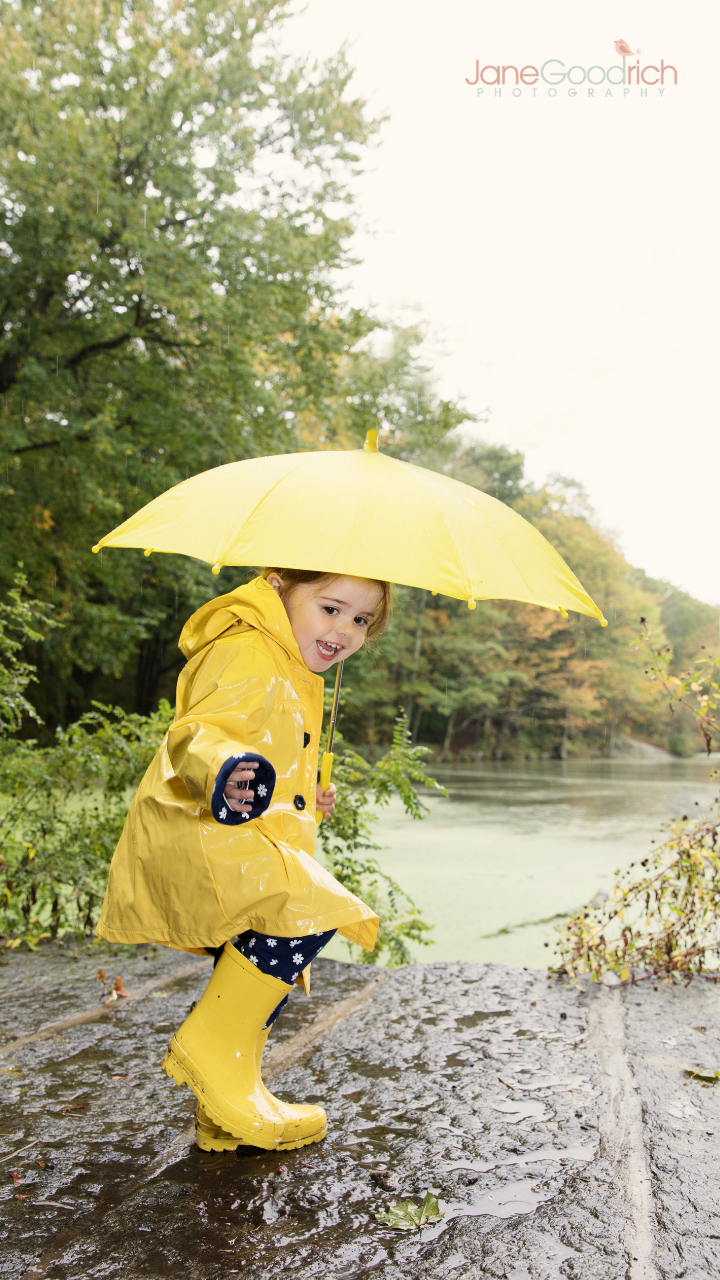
[{"x1": 279, "y1": 0, "x2": 719, "y2": 605}]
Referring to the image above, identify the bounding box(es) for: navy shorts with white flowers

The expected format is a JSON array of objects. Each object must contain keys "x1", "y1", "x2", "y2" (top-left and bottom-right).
[
  {"x1": 234, "y1": 929, "x2": 336, "y2": 984},
  {"x1": 232, "y1": 928, "x2": 336, "y2": 1027}
]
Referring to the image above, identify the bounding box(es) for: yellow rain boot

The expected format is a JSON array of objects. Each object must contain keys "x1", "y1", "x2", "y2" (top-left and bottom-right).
[
  {"x1": 163, "y1": 943, "x2": 290, "y2": 1149},
  {"x1": 195, "y1": 1025, "x2": 327, "y2": 1152}
]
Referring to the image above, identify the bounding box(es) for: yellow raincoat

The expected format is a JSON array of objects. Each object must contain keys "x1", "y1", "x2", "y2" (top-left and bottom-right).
[{"x1": 96, "y1": 576, "x2": 379, "y2": 955}]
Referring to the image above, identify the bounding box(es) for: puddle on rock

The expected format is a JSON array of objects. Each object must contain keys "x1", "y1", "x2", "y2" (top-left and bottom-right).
[
  {"x1": 415, "y1": 1179, "x2": 555, "y2": 1243},
  {"x1": 491, "y1": 1099, "x2": 552, "y2": 1123},
  {"x1": 444, "y1": 1141, "x2": 597, "y2": 1175},
  {"x1": 455, "y1": 1009, "x2": 512, "y2": 1030}
]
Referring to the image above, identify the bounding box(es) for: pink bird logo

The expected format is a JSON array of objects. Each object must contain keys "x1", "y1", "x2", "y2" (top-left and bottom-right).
[{"x1": 614, "y1": 39, "x2": 642, "y2": 57}]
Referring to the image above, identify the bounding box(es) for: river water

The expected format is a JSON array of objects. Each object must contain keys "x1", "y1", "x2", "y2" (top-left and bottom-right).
[{"x1": 324, "y1": 755, "x2": 719, "y2": 971}]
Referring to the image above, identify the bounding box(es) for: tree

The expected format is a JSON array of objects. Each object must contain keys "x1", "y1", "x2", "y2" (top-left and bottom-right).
[{"x1": 0, "y1": 0, "x2": 380, "y2": 723}]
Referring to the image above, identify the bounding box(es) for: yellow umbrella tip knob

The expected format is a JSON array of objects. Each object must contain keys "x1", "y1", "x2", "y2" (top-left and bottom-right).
[
  {"x1": 600, "y1": 617, "x2": 609, "y2": 627},
  {"x1": 212, "y1": 563, "x2": 222, "y2": 575},
  {"x1": 144, "y1": 548, "x2": 153, "y2": 557},
  {"x1": 364, "y1": 429, "x2": 379, "y2": 451},
  {"x1": 91, "y1": 544, "x2": 101, "y2": 554},
  {"x1": 468, "y1": 598, "x2": 477, "y2": 610}
]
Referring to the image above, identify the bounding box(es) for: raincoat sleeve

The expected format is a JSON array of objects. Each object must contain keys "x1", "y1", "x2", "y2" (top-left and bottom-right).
[{"x1": 167, "y1": 638, "x2": 277, "y2": 827}]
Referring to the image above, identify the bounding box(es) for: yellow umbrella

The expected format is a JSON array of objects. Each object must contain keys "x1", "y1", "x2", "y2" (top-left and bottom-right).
[
  {"x1": 93, "y1": 431, "x2": 605, "y2": 621},
  {"x1": 92, "y1": 430, "x2": 606, "y2": 815}
]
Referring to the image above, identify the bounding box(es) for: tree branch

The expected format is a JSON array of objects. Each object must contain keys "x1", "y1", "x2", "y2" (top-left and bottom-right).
[
  {"x1": 144, "y1": 332, "x2": 211, "y2": 351},
  {"x1": 13, "y1": 432, "x2": 92, "y2": 455},
  {"x1": 65, "y1": 331, "x2": 132, "y2": 370}
]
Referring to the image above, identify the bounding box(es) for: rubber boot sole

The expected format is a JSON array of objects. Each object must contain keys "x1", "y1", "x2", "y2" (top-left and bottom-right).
[
  {"x1": 195, "y1": 1104, "x2": 327, "y2": 1154},
  {"x1": 163, "y1": 1038, "x2": 285, "y2": 1151}
]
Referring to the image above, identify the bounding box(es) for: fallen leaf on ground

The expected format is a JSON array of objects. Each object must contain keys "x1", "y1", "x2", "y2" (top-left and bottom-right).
[
  {"x1": 111, "y1": 1074, "x2": 137, "y2": 1081},
  {"x1": 683, "y1": 1062, "x2": 719, "y2": 1083},
  {"x1": 14, "y1": 1193, "x2": 28, "y2": 1199},
  {"x1": 60, "y1": 1103, "x2": 88, "y2": 1112},
  {"x1": 151, "y1": 991, "x2": 170, "y2": 998},
  {"x1": 376, "y1": 1191, "x2": 443, "y2": 1231},
  {"x1": 9, "y1": 1170, "x2": 22, "y2": 1186},
  {"x1": 113, "y1": 977, "x2": 130, "y2": 998}
]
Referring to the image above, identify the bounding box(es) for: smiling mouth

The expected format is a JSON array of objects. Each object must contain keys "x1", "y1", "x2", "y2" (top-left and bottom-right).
[{"x1": 316, "y1": 640, "x2": 343, "y2": 660}]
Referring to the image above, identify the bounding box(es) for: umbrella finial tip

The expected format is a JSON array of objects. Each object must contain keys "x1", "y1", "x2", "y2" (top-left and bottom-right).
[
  {"x1": 144, "y1": 548, "x2": 153, "y2": 557},
  {"x1": 92, "y1": 544, "x2": 101, "y2": 554},
  {"x1": 468, "y1": 597, "x2": 476, "y2": 610},
  {"x1": 212, "y1": 563, "x2": 222, "y2": 575},
  {"x1": 600, "y1": 617, "x2": 609, "y2": 627},
  {"x1": 364, "y1": 429, "x2": 379, "y2": 452}
]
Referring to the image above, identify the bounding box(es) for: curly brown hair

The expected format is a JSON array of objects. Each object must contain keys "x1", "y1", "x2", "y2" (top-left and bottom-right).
[{"x1": 261, "y1": 567, "x2": 392, "y2": 643}]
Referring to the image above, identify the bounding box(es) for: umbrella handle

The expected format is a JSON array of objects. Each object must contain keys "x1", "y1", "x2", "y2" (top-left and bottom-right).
[{"x1": 315, "y1": 752, "x2": 334, "y2": 825}]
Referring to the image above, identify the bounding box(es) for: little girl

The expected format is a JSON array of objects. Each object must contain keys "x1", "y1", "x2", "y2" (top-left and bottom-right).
[{"x1": 97, "y1": 568, "x2": 389, "y2": 1152}]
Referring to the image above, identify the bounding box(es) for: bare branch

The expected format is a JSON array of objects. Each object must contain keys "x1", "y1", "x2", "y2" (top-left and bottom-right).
[{"x1": 64, "y1": 332, "x2": 132, "y2": 370}]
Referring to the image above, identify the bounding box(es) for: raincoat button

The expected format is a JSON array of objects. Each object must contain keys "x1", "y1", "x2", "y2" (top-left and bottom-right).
[{"x1": 293, "y1": 795, "x2": 306, "y2": 811}]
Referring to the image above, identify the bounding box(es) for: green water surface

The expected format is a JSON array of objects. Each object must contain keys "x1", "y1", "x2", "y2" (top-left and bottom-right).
[{"x1": 324, "y1": 756, "x2": 718, "y2": 970}]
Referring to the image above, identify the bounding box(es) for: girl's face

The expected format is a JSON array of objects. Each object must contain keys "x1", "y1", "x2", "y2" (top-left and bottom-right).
[{"x1": 267, "y1": 574, "x2": 383, "y2": 672}]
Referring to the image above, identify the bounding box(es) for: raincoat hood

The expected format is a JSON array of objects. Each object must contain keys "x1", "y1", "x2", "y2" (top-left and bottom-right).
[{"x1": 179, "y1": 576, "x2": 303, "y2": 667}]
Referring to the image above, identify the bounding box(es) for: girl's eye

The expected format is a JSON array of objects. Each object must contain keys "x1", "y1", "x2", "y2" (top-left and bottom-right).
[
  {"x1": 322, "y1": 606, "x2": 339, "y2": 616},
  {"x1": 354, "y1": 616, "x2": 369, "y2": 627}
]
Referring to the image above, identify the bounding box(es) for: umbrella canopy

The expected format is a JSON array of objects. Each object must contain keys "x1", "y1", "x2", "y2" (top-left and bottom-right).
[{"x1": 92, "y1": 431, "x2": 606, "y2": 624}]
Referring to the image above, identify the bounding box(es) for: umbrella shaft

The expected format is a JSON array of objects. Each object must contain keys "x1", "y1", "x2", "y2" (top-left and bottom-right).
[{"x1": 326, "y1": 661, "x2": 344, "y2": 755}]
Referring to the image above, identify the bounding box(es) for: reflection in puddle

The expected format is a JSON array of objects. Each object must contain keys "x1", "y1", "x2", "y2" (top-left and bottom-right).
[
  {"x1": 491, "y1": 1099, "x2": 552, "y2": 1123},
  {"x1": 445, "y1": 1141, "x2": 596, "y2": 1174},
  {"x1": 419, "y1": 1179, "x2": 554, "y2": 1241}
]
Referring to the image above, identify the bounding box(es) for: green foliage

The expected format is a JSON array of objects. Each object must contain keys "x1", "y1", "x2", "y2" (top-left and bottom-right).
[
  {"x1": 310, "y1": 324, "x2": 475, "y2": 458},
  {"x1": 0, "y1": 569, "x2": 56, "y2": 734},
  {"x1": 554, "y1": 632, "x2": 720, "y2": 985},
  {"x1": 639, "y1": 572, "x2": 720, "y2": 676},
  {"x1": 376, "y1": 1192, "x2": 443, "y2": 1231},
  {"x1": 0, "y1": 1, "x2": 472, "y2": 730},
  {"x1": 637, "y1": 620, "x2": 720, "y2": 755},
  {"x1": 0, "y1": 699, "x2": 172, "y2": 939},
  {"x1": 317, "y1": 717, "x2": 445, "y2": 966},
  {"x1": 554, "y1": 807, "x2": 720, "y2": 985},
  {"x1": 0, "y1": 0, "x2": 379, "y2": 721},
  {"x1": 0, "y1": 577, "x2": 172, "y2": 936}
]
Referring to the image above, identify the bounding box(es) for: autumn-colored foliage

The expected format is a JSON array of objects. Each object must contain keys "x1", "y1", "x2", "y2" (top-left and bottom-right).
[{"x1": 554, "y1": 631, "x2": 720, "y2": 984}]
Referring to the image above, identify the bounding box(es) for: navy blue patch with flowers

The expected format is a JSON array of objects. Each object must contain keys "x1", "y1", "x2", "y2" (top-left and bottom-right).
[
  {"x1": 211, "y1": 753, "x2": 276, "y2": 826},
  {"x1": 234, "y1": 929, "x2": 336, "y2": 984},
  {"x1": 233, "y1": 929, "x2": 337, "y2": 1026}
]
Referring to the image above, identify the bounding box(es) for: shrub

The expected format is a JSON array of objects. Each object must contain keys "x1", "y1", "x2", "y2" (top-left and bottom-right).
[{"x1": 553, "y1": 622, "x2": 720, "y2": 984}]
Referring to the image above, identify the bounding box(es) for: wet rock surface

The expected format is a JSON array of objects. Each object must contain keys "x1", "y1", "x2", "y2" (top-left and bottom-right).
[
  {"x1": 624, "y1": 981, "x2": 720, "y2": 1280},
  {"x1": 0, "y1": 944, "x2": 718, "y2": 1279}
]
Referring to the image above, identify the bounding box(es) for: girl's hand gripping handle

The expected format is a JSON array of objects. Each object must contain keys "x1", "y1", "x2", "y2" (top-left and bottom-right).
[{"x1": 315, "y1": 751, "x2": 334, "y2": 825}]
